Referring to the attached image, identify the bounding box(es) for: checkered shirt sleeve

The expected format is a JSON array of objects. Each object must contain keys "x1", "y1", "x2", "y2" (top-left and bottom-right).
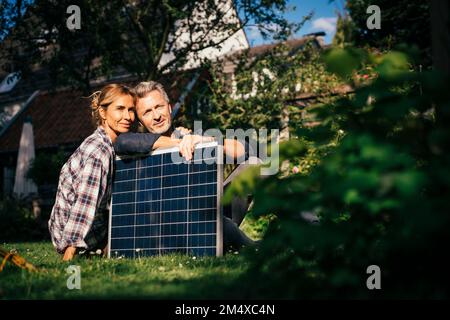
[{"x1": 60, "y1": 156, "x2": 106, "y2": 250}]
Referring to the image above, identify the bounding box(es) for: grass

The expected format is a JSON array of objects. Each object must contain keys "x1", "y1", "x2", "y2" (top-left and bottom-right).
[
  {"x1": 0, "y1": 201, "x2": 269, "y2": 300},
  {"x1": 0, "y1": 241, "x2": 255, "y2": 300}
]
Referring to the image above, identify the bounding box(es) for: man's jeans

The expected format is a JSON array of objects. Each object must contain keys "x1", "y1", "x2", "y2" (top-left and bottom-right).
[{"x1": 222, "y1": 157, "x2": 260, "y2": 250}]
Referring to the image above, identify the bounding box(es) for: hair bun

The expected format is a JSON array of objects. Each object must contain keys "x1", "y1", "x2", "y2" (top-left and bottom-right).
[
  {"x1": 87, "y1": 84, "x2": 135, "y2": 127},
  {"x1": 90, "y1": 90, "x2": 102, "y2": 110}
]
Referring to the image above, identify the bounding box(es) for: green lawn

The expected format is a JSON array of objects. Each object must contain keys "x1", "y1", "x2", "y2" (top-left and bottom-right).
[{"x1": 0, "y1": 241, "x2": 253, "y2": 299}]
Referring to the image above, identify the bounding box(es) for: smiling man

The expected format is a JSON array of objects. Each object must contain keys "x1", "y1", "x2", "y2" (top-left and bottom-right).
[
  {"x1": 114, "y1": 81, "x2": 256, "y2": 250},
  {"x1": 116, "y1": 81, "x2": 246, "y2": 161}
]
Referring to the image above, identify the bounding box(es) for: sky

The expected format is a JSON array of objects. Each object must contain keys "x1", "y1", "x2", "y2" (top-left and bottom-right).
[{"x1": 243, "y1": 0, "x2": 343, "y2": 47}]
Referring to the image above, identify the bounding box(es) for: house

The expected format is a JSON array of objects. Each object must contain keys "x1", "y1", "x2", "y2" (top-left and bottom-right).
[
  {"x1": 0, "y1": 2, "x2": 336, "y2": 207},
  {"x1": 0, "y1": 0, "x2": 249, "y2": 203}
]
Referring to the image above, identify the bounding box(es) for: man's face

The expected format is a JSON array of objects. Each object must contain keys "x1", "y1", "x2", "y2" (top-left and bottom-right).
[{"x1": 136, "y1": 90, "x2": 172, "y2": 134}]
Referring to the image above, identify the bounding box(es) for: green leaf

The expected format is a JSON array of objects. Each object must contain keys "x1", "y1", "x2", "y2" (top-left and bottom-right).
[
  {"x1": 375, "y1": 51, "x2": 410, "y2": 78},
  {"x1": 323, "y1": 48, "x2": 365, "y2": 79},
  {"x1": 222, "y1": 166, "x2": 261, "y2": 205},
  {"x1": 279, "y1": 139, "x2": 308, "y2": 160}
]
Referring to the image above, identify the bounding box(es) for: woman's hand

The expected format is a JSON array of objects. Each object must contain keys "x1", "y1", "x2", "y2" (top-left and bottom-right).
[{"x1": 63, "y1": 246, "x2": 76, "y2": 261}]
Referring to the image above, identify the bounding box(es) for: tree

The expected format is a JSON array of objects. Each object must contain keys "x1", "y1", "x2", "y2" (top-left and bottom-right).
[
  {"x1": 2, "y1": 0, "x2": 301, "y2": 92},
  {"x1": 345, "y1": 0, "x2": 431, "y2": 66},
  {"x1": 0, "y1": 0, "x2": 33, "y2": 74},
  {"x1": 208, "y1": 41, "x2": 341, "y2": 132},
  {"x1": 224, "y1": 47, "x2": 450, "y2": 298},
  {"x1": 332, "y1": 10, "x2": 354, "y2": 48},
  {"x1": 1, "y1": 1, "x2": 115, "y2": 93}
]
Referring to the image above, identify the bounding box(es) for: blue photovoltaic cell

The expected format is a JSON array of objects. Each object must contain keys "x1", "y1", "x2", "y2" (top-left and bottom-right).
[{"x1": 109, "y1": 143, "x2": 221, "y2": 258}]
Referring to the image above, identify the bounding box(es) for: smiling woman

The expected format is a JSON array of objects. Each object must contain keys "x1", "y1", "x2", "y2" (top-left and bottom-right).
[
  {"x1": 90, "y1": 85, "x2": 136, "y2": 142},
  {"x1": 48, "y1": 84, "x2": 136, "y2": 261}
]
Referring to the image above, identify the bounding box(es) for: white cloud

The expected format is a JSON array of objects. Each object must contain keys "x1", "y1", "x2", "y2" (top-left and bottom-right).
[
  {"x1": 246, "y1": 26, "x2": 262, "y2": 41},
  {"x1": 246, "y1": 23, "x2": 282, "y2": 40},
  {"x1": 310, "y1": 17, "x2": 337, "y2": 34}
]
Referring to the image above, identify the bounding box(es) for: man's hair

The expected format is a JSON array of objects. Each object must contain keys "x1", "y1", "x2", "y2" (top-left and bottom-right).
[{"x1": 133, "y1": 81, "x2": 170, "y2": 102}]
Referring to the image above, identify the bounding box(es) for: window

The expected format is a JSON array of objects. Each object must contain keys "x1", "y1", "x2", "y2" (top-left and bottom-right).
[{"x1": 0, "y1": 72, "x2": 21, "y2": 93}]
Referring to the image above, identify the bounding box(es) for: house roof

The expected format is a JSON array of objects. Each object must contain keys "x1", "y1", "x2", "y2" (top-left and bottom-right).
[
  {"x1": 225, "y1": 34, "x2": 325, "y2": 60},
  {"x1": 219, "y1": 34, "x2": 326, "y2": 74},
  {"x1": 247, "y1": 36, "x2": 324, "y2": 57},
  {"x1": 0, "y1": 89, "x2": 95, "y2": 153},
  {"x1": 0, "y1": 34, "x2": 326, "y2": 154},
  {"x1": 0, "y1": 71, "x2": 201, "y2": 154},
  {"x1": 0, "y1": 68, "x2": 53, "y2": 106}
]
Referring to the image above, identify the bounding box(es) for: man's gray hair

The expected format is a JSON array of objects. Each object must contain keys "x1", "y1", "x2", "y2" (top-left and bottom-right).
[{"x1": 134, "y1": 81, "x2": 170, "y2": 102}]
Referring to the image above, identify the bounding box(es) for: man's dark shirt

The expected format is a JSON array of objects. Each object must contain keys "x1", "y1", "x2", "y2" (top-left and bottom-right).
[
  {"x1": 114, "y1": 129, "x2": 252, "y2": 160},
  {"x1": 114, "y1": 132, "x2": 161, "y2": 155}
]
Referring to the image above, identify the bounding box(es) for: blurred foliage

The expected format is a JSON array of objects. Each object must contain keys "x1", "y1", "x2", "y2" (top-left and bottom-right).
[
  {"x1": 2, "y1": 0, "x2": 299, "y2": 93},
  {"x1": 27, "y1": 150, "x2": 68, "y2": 187},
  {"x1": 240, "y1": 211, "x2": 277, "y2": 241},
  {"x1": 225, "y1": 47, "x2": 450, "y2": 298},
  {"x1": 208, "y1": 41, "x2": 343, "y2": 131},
  {"x1": 332, "y1": 9, "x2": 355, "y2": 48},
  {"x1": 345, "y1": 0, "x2": 431, "y2": 67},
  {"x1": 0, "y1": 197, "x2": 43, "y2": 242}
]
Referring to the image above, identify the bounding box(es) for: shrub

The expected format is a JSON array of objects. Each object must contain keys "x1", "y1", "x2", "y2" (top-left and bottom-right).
[
  {"x1": 0, "y1": 197, "x2": 46, "y2": 242},
  {"x1": 225, "y1": 48, "x2": 450, "y2": 298},
  {"x1": 27, "y1": 150, "x2": 68, "y2": 187}
]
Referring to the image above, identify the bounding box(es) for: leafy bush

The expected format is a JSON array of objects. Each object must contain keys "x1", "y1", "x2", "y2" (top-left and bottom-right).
[
  {"x1": 0, "y1": 197, "x2": 45, "y2": 242},
  {"x1": 225, "y1": 48, "x2": 450, "y2": 298},
  {"x1": 27, "y1": 150, "x2": 68, "y2": 186},
  {"x1": 346, "y1": 0, "x2": 431, "y2": 66},
  {"x1": 208, "y1": 42, "x2": 342, "y2": 131}
]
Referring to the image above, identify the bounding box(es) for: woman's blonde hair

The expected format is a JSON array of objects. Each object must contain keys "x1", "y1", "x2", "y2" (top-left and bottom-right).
[{"x1": 89, "y1": 84, "x2": 136, "y2": 127}]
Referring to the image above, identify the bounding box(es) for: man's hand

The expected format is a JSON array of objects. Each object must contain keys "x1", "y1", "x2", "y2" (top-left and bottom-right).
[
  {"x1": 154, "y1": 134, "x2": 214, "y2": 161},
  {"x1": 172, "y1": 126, "x2": 192, "y2": 138},
  {"x1": 178, "y1": 135, "x2": 203, "y2": 161},
  {"x1": 178, "y1": 135, "x2": 216, "y2": 161},
  {"x1": 63, "y1": 246, "x2": 76, "y2": 261}
]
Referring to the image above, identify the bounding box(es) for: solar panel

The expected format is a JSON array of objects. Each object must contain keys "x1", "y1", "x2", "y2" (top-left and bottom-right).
[{"x1": 108, "y1": 141, "x2": 223, "y2": 258}]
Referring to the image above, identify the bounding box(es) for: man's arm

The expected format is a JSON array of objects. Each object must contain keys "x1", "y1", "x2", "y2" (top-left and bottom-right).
[
  {"x1": 115, "y1": 131, "x2": 247, "y2": 161},
  {"x1": 114, "y1": 132, "x2": 194, "y2": 154},
  {"x1": 114, "y1": 132, "x2": 208, "y2": 161},
  {"x1": 114, "y1": 132, "x2": 163, "y2": 155}
]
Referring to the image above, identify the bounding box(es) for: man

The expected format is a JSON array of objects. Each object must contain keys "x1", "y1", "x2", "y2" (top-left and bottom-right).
[{"x1": 114, "y1": 81, "x2": 256, "y2": 250}]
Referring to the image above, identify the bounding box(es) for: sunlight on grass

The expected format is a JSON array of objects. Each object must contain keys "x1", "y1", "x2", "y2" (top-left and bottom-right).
[{"x1": 0, "y1": 242, "x2": 251, "y2": 299}]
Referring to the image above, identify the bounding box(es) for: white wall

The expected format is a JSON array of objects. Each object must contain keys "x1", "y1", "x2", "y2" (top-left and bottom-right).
[{"x1": 158, "y1": 0, "x2": 249, "y2": 72}]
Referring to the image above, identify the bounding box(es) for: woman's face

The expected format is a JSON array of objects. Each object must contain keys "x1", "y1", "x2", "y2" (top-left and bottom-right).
[{"x1": 100, "y1": 94, "x2": 135, "y2": 139}]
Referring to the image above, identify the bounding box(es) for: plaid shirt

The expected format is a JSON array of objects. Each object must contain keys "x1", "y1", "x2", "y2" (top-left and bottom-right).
[{"x1": 48, "y1": 127, "x2": 114, "y2": 254}]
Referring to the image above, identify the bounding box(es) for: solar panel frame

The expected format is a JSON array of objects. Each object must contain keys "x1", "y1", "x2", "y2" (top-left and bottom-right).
[{"x1": 107, "y1": 141, "x2": 223, "y2": 258}]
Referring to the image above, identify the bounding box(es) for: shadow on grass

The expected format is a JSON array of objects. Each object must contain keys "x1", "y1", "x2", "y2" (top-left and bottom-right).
[{"x1": 0, "y1": 242, "x2": 258, "y2": 300}]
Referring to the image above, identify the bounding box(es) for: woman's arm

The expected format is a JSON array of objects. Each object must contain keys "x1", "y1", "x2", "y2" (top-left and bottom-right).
[{"x1": 60, "y1": 157, "x2": 106, "y2": 261}]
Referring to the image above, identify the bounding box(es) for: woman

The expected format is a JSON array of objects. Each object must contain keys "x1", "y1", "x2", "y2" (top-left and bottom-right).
[{"x1": 48, "y1": 84, "x2": 136, "y2": 261}]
